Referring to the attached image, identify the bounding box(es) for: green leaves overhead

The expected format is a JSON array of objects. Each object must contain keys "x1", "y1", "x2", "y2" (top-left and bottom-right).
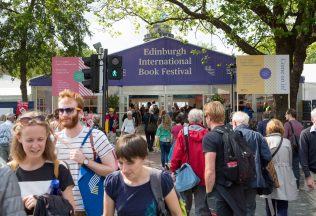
[
  {"x1": 0, "y1": 0, "x2": 93, "y2": 101},
  {"x1": 96, "y1": 0, "x2": 316, "y2": 119}
]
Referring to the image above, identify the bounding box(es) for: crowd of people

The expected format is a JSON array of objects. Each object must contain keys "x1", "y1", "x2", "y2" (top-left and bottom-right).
[{"x1": 0, "y1": 90, "x2": 316, "y2": 216}]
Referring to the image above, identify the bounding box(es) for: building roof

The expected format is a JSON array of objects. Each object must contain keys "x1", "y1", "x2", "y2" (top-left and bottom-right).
[{"x1": 29, "y1": 74, "x2": 52, "y2": 86}]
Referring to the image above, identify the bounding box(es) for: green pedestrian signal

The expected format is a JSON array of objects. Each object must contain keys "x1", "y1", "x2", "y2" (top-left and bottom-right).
[
  {"x1": 107, "y1": 55, "x2": 123, "y2": 80},
  {"x1": 111, "y1": 69, "x2": 118, "y2": 77}
]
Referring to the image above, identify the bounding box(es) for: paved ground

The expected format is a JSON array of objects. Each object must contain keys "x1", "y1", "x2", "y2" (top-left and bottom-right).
[{"x1": 146, "y1": 151, "x2": 310, "y2": 216}]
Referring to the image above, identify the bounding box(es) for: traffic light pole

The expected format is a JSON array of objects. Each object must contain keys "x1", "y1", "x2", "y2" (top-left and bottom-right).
[{"x1": 102, "y1": 49, "x2": 108, "y2": 131}]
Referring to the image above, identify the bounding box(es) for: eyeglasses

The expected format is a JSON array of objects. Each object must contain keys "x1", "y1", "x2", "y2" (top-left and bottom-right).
[
  {"x1": 18, "y1": 115, "x2": 47, "y2": 126},
  {"x1": 57, "y1": 107, "x2": 81, "y2": 114}
]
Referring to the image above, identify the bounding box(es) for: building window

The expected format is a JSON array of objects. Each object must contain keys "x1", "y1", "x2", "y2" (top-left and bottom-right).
[
  {"x1": 83, "y1": 96, "x2": 97, "y2": 113},
  {"x1": 37, "y1": 98, "x2": 46, "y2": 112}
]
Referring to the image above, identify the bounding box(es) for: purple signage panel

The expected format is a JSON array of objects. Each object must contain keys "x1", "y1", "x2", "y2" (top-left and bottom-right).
[{"x1": 109, "y1": 37, "x2": 235, "y2": 86}]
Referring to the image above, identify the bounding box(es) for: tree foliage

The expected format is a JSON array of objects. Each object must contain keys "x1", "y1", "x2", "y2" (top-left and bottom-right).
[
  {"x1": 97, "y1": 0, "x2": 316, "y2": 120},
  {"x1": 0, "y1": 0, "x2": 93, "y2": 101},
  {"x1": 305, "y1": 42, "x2": 316, "y2": 63}
]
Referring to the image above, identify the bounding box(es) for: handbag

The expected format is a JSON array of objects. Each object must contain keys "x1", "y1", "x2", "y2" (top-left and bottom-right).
[
  {"x1": 147, "y1": 114, "x2": 157, "y2": 133},
  {"x1": 265, "y1": 137, "x2": 283, "y2": 188},
  {"x1": 175, "y1": 126, "x2": 200, "y2": 192},
  {"x1": 78, "y1": 128, "x2": 105, "y2": 216}
]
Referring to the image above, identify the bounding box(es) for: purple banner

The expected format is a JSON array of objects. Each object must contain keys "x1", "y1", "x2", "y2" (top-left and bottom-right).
[{"x1": 109, "y1": 37, "x2": 235, "y2": 86}]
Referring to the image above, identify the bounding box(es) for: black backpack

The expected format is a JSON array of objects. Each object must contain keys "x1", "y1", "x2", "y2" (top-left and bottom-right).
[{"x1": 215, "y1": 126, "x2": 256, "y2": 184}]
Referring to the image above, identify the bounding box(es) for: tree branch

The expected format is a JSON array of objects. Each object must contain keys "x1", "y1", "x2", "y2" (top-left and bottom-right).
[
  {"x1": 0, "y1": 2, "x2": 20, "y2": 14},
  {"x1": 164, "y1": 0, "x2": 263, "y2": 54}
]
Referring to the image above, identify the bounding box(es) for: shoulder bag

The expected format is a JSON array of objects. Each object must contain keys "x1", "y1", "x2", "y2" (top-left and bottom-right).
[
  {"x1": 265, "y1": 136, "x2": 283, "y2": 188},
  {"x1": 175, "y1": 126, "x2": 200, "y2": 192}
]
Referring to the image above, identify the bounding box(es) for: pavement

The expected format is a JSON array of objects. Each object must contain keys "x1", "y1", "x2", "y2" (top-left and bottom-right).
[{"x1": 145, "y1": 151, "x2": 309, "y2": 216}]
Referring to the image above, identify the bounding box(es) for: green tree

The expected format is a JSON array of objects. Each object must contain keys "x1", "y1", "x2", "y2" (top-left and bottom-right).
[
  {"x1": 97, "y1": 0, "x2": 316, "y2": 120},
  {"x1": 0, "y1": 0, "x2": 93, "y2": 101},
  {"x1": 305, "y1": 42, "x2": 316, "y2": 63},
  {"x1": 108, "y1": 95, "x2": 119, "y2": 111}
]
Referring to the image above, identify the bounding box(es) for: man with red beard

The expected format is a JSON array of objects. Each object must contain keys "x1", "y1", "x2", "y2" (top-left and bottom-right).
[{"x1": 55, "y1": 89, "x2": 118, "y2": 216}]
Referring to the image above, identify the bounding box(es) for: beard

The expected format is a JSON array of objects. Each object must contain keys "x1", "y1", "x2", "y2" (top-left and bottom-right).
[{"x1": 60, "y1": 112, "x2": 80, "y2": 129}]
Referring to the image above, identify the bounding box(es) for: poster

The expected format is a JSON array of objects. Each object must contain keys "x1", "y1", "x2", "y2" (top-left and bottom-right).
[{"x1": 236, "y1": 55, "x2": 289, "y2": 94}]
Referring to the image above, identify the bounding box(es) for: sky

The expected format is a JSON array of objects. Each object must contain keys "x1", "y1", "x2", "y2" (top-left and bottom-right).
[
  {"x1": 84, "y1": 16, "x2": 315, "y2": 83},
  {"x1": 84, "y1": 16, "x2": 236, "y2": 56}
]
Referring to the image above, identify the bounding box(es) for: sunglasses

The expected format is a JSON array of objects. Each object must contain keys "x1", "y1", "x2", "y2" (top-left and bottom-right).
[
  {"x1": 57, "y1": 107, "x2": 81, "y2": 114},
  {"x1": 18, "y1": 115, "x2": 47, "y2": 126}
]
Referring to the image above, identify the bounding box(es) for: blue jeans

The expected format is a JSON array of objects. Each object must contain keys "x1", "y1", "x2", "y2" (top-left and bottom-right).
[
  {"x1": 160, "y1": 141, "x2": 171, "y2": 167},
  {"x1": 292, "y1": 150, "x2": 300, "y2": 189},
  {"x1": 207, "y1": 189, "x2": 233, "y2": 216},
  {"x1": 180, "y1": 185, "x2": 209, "y2": 216},
  {"x1": 265, "y1": 199, "x2": 288, "y2": 216},
  {"x1": 244, "y1": 188, "x2": 257, "y2": 216}
]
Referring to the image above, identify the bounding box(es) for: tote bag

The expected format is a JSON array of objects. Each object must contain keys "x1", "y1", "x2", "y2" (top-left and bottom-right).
[
  {"x1": 175, "y1": 163, "x2": 200, "y2": 192},
  {"x1": 78, "y1": 129, "x2": 104, "y2": 216}
]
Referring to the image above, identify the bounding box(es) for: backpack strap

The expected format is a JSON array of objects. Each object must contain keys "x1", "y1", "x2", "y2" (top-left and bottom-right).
[
  {"x1": 53, "y1": 160, "x2": 60, "y2": 179},
  {"x1": 183, "y1": 126, "x2": 190, "y2": 163},
  {"x1": 9, "y1": 159, "x2": 60, "y2": 179},
  {"x1": 8, "y1": 161, "x2": 18, "y2": 171},
  {"x1": 149, "y1": 168, "x2": 168, "y2": 215}
]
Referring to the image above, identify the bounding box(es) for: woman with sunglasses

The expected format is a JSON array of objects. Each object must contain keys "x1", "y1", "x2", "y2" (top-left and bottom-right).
[{"x1": 9, "y1": 111, "x2": 75, "y2": 215}]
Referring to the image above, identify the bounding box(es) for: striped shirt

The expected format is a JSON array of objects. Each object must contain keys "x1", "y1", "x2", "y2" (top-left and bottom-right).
[{"x1": 56, "y1": 127, "x2": 114, "y2": 211}]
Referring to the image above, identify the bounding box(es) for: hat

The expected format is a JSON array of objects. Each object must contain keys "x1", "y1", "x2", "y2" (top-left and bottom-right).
[{"x1": 109, "y1": 108, "x2": 114, "y2": 112}]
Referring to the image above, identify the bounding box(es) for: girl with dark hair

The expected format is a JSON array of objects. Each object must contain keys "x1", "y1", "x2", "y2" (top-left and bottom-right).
[{"x1": 103, "y1": 134, "x2": 182, "y2": 216}]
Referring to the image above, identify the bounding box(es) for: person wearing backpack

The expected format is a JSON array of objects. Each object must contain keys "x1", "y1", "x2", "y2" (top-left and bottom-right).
[
  {"x1": 284, "y1": 108, "x2": 303, "y2": 189},
  {"x1": 103, "y1": 134, "x2": 183, "y2": 216},
  {"x1": 170, "y1": 108, "x2": 209, "y2": 215},
  {"x1": 9, "y1": 111, "x2": 75, "y2": 215},
  {"x1": 203, "y1": 101, "x2": 247, "y2": 216},
  {"x1": 232, "y1": 111, "x2": 272, "y2": 216}
]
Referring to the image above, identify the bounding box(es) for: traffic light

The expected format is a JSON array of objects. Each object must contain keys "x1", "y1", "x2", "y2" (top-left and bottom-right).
[
  {"x1": 107, "y1": 55, "x2": 123, "y2": 80},
  {"x1": 82, "y1": 54, "x2": 99, "y2": 93}
]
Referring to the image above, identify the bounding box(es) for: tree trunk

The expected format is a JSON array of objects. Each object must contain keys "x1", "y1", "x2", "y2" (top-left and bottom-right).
[
  {"x1": 273, "y1": 94, "x2": 288, "y2": 121},
  {"x1": 19, "y1": 35, "x2": 28, "y2": 102},
  {"x1": 20, "y1": 61, "x2": 28, "y2": 102},
  {"x1": 272, "y1": 36, "x2": 307, "y2": 122}
]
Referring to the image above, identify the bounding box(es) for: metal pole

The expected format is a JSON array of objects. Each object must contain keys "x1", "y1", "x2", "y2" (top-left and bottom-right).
[{"x1": 102, "y1": 49, "x2": 108, "y2": 130}]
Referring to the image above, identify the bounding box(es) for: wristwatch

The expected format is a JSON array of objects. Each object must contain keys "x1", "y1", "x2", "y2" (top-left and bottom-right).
[{"x1": 83, "y1": 158, "x2": 89, "y2": 165}]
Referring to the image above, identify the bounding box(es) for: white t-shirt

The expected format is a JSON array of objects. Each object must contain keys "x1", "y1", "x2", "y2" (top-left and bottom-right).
[
  {"x1": 56, "y1": 127, "x2": 114, "y2": 211},
  {"x1": 121, "y1": 118, "x2": 135, "y2": 134}
]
